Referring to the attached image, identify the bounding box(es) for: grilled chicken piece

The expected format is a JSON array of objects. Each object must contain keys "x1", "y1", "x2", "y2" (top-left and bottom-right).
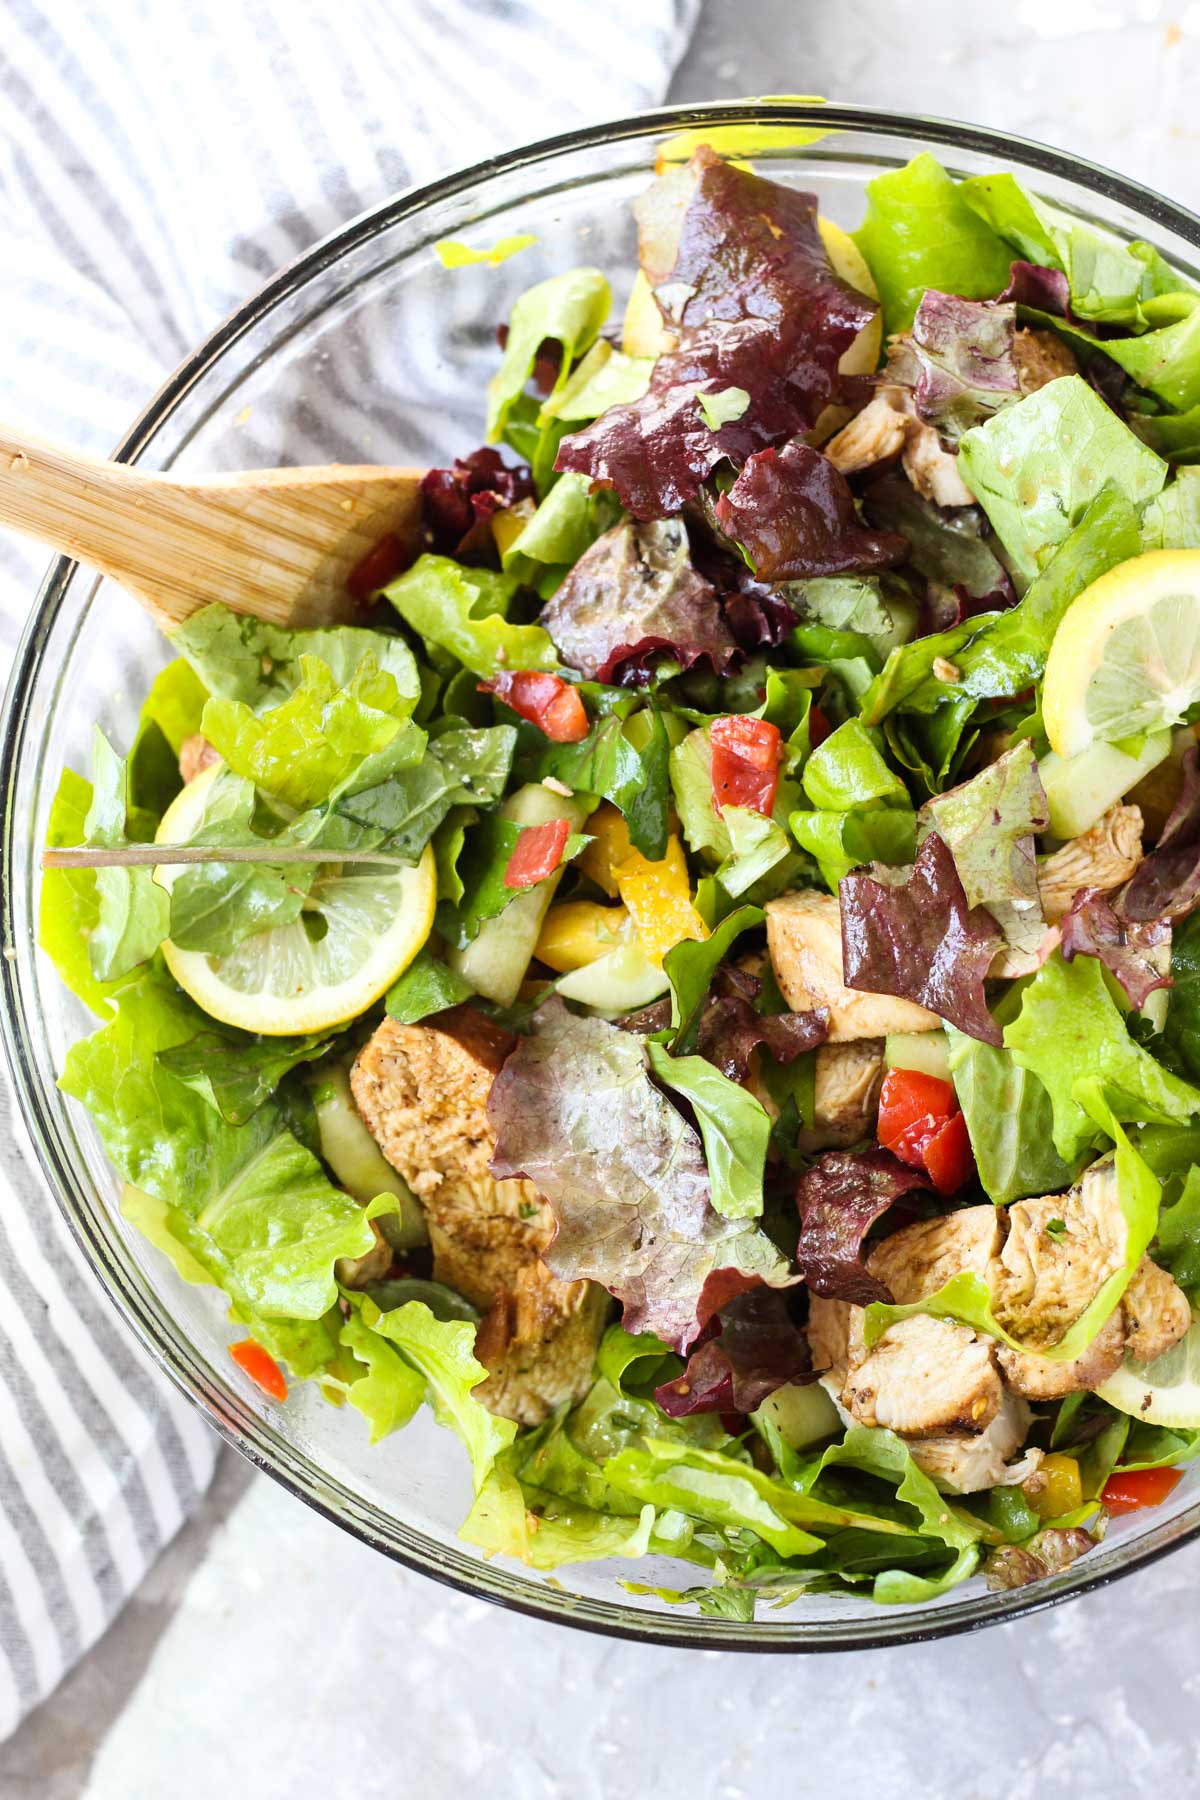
[
  {"x1": 179, "y1": 732, "x2": 220, "y2": 784},
  {"x1": 842, "y1": 1312, "x2": 1004, "y2": 1436},
  {"x1": 807, "y1": 1164, "x2": 1191, "y2": 1491},
  {"x1": 765, "y1": 890, "x2": 940, "y2": 1041},
  {"x1": 907, "y1": 1394, "x2": 1041, "y2": 1492},
  {"x1": 824, "y1": 384, "x2": 974, "y2": 507},
  {"x1": 1013, "y1": 327, "x2": 1079, "y2": 395},
  {"x1": 798, "y1": 1040, "x2": 885, "y2": 1153},
  {"x1": 1037, "y1": 803, "x2": 1144, "y2": 924},
  {"x1": 350, "y1": 1010, "x2": 608, "y2": 1423},
  {"x1": 1118, "y1": 1255, "x2": 1193, "y2": 1364},
  {"x1": 473, "y1": 1263, "x2": 613, "y2": 1427}
]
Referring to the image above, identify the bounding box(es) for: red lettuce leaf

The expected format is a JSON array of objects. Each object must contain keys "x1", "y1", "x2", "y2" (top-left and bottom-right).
[
  {"x1": 487, "y1": 998, "x2": 792, "y2": 1351},
  {"x1": 1119, "y1": 746, "x2": 1200, "y2": 924},
  {"x1": 697, "y1": 988, "x2": 829, "y2": 1083},
  {"x1": 539, "y1": 517, "x2": 735, "y2": 684},
  {"x1": 888, "y1": 290, "x2": 1018, "y2": 441},
  {"x1": 840, "y1": 832, "x2": 1004, "y2": 1045},
  {"x1": 714, "y1": 442, "x2": 908, "y2": 584},
  {"x1": 654, "y1": 1288, "x2": 812, "y2": 1417},
  {"x1": 998, "y1": 261, "x2": 1074, "y2": 319},
  {"x1": 555, "y1": 151, "x2": 878, "y2": 520},
  {"x1": 420, "y1": 447, "x2": 533, "y2": 561},
  {"x1": 795, "y1": 1148, "x2": 931, "y2": 1306},
  {"x1": 1060, "y1": 886, "x2": 1173, "y2": 1009}
]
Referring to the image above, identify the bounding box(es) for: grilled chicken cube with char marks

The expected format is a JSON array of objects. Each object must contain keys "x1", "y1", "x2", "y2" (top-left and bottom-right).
[
  {"x1": 765, "y1": 889, "x2": 940, "y2": 1041},
  {"x1": 1036, "y1": 802, "x2": 1144, "y2": 924},
  {"x1": 808, "y1": 1164, "x2": 1191, "y2": 1490},
  {"x1": 350, "y1": 1007, "x2": 609, "y2": 1426}
]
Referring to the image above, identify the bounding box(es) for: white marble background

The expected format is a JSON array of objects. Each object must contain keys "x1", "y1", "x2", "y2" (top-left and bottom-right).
[{"x1": 5, "y1": 2, "x2": 1200, "y2": 1794}]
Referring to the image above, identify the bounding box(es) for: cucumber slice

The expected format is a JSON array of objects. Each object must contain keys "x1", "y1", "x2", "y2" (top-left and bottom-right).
[
  {"x1": 754, "y1": 1380, "x2": 841, "y2": 1452},
  {"x1": 312, "y1": 1066, "x2": 428, "y2": 1248},
  {"x1": 1039, "y1": 731, "x2": 1171, "y2": 841},
  {"x1": 449, "y1": 782, "x2": 590, "y2": 1007},
  {"x1": 885, "y1": 1030, "x2": 951, "y2": 1081},
  {"x1": 555, "y1": 942, "x2": 670, "y2": 1013}
]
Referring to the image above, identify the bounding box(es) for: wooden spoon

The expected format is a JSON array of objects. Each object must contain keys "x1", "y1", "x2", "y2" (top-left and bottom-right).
[{"x1": 0, "y1": 422, "x2": 425, "y2": 632}]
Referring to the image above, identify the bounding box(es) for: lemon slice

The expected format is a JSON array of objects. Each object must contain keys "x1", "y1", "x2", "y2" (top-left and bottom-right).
[
  {"x1": 1043, "y1": 550, "x2": 1200, "y2": 759},
  {"x1": 155, "y1": 765, "x2": 435, "y2": 1035},
  {"x1": 1095, "y1": 1311, "x2": 1200, "y2": 1430}
]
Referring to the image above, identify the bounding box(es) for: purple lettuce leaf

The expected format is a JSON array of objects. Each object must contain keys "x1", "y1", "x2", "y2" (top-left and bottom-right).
[
  {"x1": 713, "y1": 442, "x2": 908, "y2": 584},
  {"x1": 1119, "y1": 746, "x2": 1200, "y2": 924},
  {"x1": 539, "y1": 517, "x2": 735, "y2": 683},
  {"x1": 420, "y1": 447, "x2": 533, "y2": 561},
  {"x1": 487, "y1": 998, "x2": 792, "y2": 1351},
  {"x1": 839, "y1": 831, "x2": 1004, "y2": 1045},
  {"x1": 555, "y1": 150, "x2": 878, "y2": 520},
  {"x1": 998, "y1": 261, "x2": 1074, "y2": 319},
  {"x1": 697, "y1": 988, "x2": 829, "y2": 1083},
  {"x1": 888, "y1": 291, "x2": 1019, "y2": 442},
  {"x1": 654, "y1": 1288, "x2": 812, "y2": 1418},
  {"x1": 1060, "y1": 886, "x2": 1173, "y2": 1009},
  {"x1": 795, "y1": 1148, "x2": 931, "y2": 1307}
]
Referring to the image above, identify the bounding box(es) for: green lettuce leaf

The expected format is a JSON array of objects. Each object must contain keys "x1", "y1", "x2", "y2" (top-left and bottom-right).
[
  {"x1": 461, "y1": 1459, "x2": 655, "y2": 1569},
  {"x1": 486, "y1": 266, "x2": 612, "y2": 439},
  {"x1": 539, "y1": 339, "x2": 654, "y2": 422},
  {"x1": 792, "y1": 717, "x2": 915, "y2": 888},
  {"x1": 791, "y1": 806, "x2": 916, "y2": 892},
  {"x1": 155, "y1": 1028, "x2": 335, "y2": 1126},
  {"x1": 958, "y1": 377, "x2": 1166, "y2": 585},
  {"x1": 385, "y1": 946, "x2": 474, "y2": 1023},
  {"x1": 852, "y1": 152, "x2": 1013, "y2": 334},
  {"x1": 646, "y1": 1043, "x2": 770, "y2": 1220},
  {"x1": 1163, "y1": 907, "x2": 1200, "y2": 1083},
  {"x1": 137, "y1": 656, "x2": 210, "y2": 756},
  {"x1": 61, "y1": 963, "x2": 375, "y2": 1323},
  {"x1": 1004, "y1": 952, "x2": 1200, "y2": 1163},
  {"x1": 918, "y1": 740, "x2": 1047, "y2": 951},
  {"x1": 339, "y1": 1305, "x2": 426, "y2": 1444},
  {"x1": 662, "y1": 903, "x2": 765, "y2": 1054},
  {"x1": 802, "y1": 1425, "x2": 989, "y2": 1552},
  {"x1": 201, "y1": 653, "x2": 423, "y2": 809},
  {"x1": 40, "y1": 767, "x2": 123, "y2": 1019},
  {"x1": 947, "y1": 999, "x2": 1081, "y2": 1206},
  {"x1": 959, "y1": 171, "x2": 1192, "y2": 326},
  {"x1": 164, "y1": 770, "x2": 312, "y2": 956},
  {"x1": 172, "y1": 603, "x2": 420, "y2": 713},
  {"x1": 1155, "y1": 1166, "x2": 1200, "y2": 1294},
  {"x1": 787, "y1": 574, "x2": 917, "y2": 663},
  {"x1": 1135, "y1": 405, "x2": 1200, "y2": 465},
  {"x1": 384, "y1": 554, "x2": 558, "y2": 678},
  {"x1": 499, "y1": 471, "x2": 615, "y2": 589},
  {"x1": 359, "y1": 1296, "x2": 515, "y2": 1491},
  {"x1": 83, "y1": 730, "x2": 171, "y2": 982},
  {"x1": 1141, "y1": 469, "x2": 1200, "y2": 550},
  {"x1": 529, "y1": 706, "x2": 670, "y2": 859}
]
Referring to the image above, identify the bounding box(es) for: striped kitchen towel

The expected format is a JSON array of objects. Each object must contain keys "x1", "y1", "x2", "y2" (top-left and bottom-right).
[{"x1": 0, "y1": 0, "x2": 699, "y2": 1738}]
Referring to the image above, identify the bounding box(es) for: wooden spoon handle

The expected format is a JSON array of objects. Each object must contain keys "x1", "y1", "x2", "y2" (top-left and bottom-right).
[{"x1": 0, "y1": 422, "x2": 425, "y2": 632}]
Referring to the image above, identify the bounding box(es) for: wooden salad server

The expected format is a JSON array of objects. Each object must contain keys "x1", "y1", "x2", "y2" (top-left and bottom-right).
[{"x1": 0, "y1": 422, "x2": 426, "y2": 632}]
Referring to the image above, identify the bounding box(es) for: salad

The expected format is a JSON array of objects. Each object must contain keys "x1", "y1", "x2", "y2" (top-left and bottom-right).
[{"x1": 44, "y1": 142, "x2": 1200, "y2": 1618}]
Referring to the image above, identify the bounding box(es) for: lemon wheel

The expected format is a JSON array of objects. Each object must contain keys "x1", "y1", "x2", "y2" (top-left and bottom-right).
[
  {"x1": 1042, "y1": 549, "x2": 1200, "y2": 759},
  {"x1": 1096, "y1": 1312, "x2": 1200, "y2": 1431},
  {"x1": 154, "y1": 765, "x2": 436, "y2": 1035}
]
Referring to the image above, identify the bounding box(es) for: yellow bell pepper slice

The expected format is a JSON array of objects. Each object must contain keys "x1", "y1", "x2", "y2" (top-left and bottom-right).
[
  {"x1": 535, "y1": 900, "x2": 632, "y2": 973},
  {"x1": 614, "y1": 834, "x2": 708, "y2": 966},
  {"x1": 576, "y1": 801, "x2": 632, "y2": 898},
  {"x1": 1030, "y1": 1452, "x2": 1083, "y2": 1520}
]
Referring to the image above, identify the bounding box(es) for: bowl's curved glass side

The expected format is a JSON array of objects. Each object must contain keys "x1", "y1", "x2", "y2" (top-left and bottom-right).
[{"x1": 4, "y1": 103, "x2": 1200, "y2": 1650}]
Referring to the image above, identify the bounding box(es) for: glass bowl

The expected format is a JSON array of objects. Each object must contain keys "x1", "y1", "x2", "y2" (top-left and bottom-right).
[{"x1": 5, "y1": 101, "x2": 1200, "y2": 1651}]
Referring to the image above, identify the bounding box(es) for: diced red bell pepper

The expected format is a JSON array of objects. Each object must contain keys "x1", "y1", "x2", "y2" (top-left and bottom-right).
[
  {"x1": 921, "y1": 1110, "x2": 974, "y2": 1196},
  {"x1": 877, "y1": 1067, "x2": 975, "y2": 1195},
  {"x1": 346, "y1": 532, "x2": 410, "y2": 603},
  {"x1": 1101, "y1": 1468, "x2": 1184, "y2": 1515},
  {"x1": 229, "y1": 1339, "x2": 288, "y2": 1402},
  {"x1": 710, "y1": 714, "x2": 783, "y2": 816},
  {"x1": 504, "y1": 817, "x2": 571, "y2": 890},
  {"x1": 480, "y1": 670, "x2": 589, "y2": 743},
  {"x1": 807, "y1": 703, "x2": 832, "y2": 749}
]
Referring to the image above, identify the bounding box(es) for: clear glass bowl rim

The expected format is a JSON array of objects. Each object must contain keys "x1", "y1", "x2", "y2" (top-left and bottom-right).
[{"x1": 4, "y1": 98, "x2": 1200, "y2": 1652}]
